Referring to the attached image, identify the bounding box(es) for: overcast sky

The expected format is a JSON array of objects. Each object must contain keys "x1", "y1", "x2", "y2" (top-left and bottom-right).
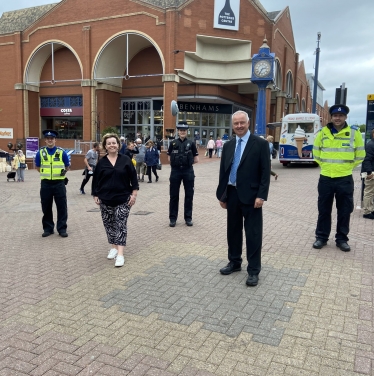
[{"x1": 1, "y1": 0, "x2": 373, "y2": 125}]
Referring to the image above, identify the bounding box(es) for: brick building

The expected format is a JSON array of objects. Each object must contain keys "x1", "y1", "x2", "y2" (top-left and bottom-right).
[{"x1": 0, "y1": 0, "x2": 326, "y2": 150}]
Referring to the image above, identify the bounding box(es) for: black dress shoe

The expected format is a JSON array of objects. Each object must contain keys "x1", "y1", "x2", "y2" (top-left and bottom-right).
[
  {"x1": 59, "y1": 232, "x2": 68, "y2": 238},
  {"x1": 42, "y1": 231, "x2": 54, "y2": 237},
  {"x1": 219, "y1": 263, "x2": 241, "y2": 275},
  {"x1": 169, "y1": 221, "x2": 176, "y2": 227},
  {"x1": 336, "y1": 242, "x2": 350, "y2": 252},
  {"x1": 185, "y1": 220, "x2": 193, "y2": 226},
  {"x1": 156, "y1": 176, "x2": 159, "y2": 182},
  {"x1": 246, "y1": 275, "x2": 259, "y2": 286},
  {"x1": 312, "y1": 239, "x2": 327, "y2": 249},
  {"x1": 363, "y1": 213, "x2": 374, "y2": 219}
]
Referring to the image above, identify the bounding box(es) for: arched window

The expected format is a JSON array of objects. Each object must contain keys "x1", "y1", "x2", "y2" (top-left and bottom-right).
[
  {"x1": 295, "y1": 94, "x2": 300, "y2": 112},
  {"x1": 286, "y1": 71, "x2": 293, "y2": 98},
  {"x1": 301, "y1": 98, "x2": 306, "y2": 112},
  {"x1": 274, "y1": 59, "x2": 282, "y2": 90}
]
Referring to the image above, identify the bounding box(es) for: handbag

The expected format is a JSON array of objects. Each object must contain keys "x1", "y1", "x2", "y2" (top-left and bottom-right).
[
  {"x1": 19, "y1": 163, "x2": 27, "y2": 169},
  {"x1": 156, "y1": 163, "x2": 162, "y2": 170}
]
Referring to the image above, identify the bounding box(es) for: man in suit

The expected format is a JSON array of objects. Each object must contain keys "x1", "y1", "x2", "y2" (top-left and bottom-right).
[{"x1": 216, "y1": 111, "x2": 270, "y2": 286}]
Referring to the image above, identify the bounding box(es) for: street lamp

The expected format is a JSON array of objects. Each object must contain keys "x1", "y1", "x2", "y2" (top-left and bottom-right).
[{"x1": 312, "y1": 32, "x2": 321, "y2": 114}]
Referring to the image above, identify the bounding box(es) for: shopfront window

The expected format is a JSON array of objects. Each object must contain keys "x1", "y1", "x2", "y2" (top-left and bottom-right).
[{"x1": 41, "y1": 117, "x2": 83, "y2": 139}]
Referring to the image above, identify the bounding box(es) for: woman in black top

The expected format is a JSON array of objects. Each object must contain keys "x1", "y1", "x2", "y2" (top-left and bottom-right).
[{"x1": 92, "y1": 133, "x2": 139, "y2": 267}]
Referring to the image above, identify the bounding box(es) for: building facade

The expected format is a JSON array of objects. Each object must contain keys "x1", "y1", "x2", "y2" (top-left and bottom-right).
[{"x1": 0, "y1": 0, "x2": 324, "y2": 149}]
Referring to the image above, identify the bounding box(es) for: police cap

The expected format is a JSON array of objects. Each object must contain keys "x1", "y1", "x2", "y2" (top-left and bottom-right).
[
  {"x1": 329, "y1": 104, "x2": 349, "y2": 116},
  {"x1": 176, "y1": 121, "x2": 189, "y2": 130},
  {"x1": 42, "y1": 129, "x2": 58, "y2": 138}
]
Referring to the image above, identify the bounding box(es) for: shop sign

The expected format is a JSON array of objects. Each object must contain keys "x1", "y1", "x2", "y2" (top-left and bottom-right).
[
  {"x1": 0, "y1": 128, "x2": 13, "y2": 138},
  {"x1": 213, "y1": 0, "x2": 240, "y2": 31},
  {"x1": 177, "y1": 102, "x2": 233, "y2": 114},
  {"x1": 40, "y1": 107, "x2": 83, "y2": 116}
]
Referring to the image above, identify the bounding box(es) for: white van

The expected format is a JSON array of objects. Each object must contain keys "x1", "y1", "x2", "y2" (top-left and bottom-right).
[{"x1": 278, "y1": 113, "x2": 321, "y2": 166}]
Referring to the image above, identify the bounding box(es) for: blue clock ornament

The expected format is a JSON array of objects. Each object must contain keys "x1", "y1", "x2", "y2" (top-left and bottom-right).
[{"x1": 251, "y1": 38, "x2": 275, "y2": 136}]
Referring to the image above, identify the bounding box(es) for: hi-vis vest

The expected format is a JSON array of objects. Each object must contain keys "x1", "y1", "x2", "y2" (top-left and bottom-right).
[
  {"x1": 313, "y1": 124, "x2": 365, "y2": 178},
  {"x1": 39, "y1": 147, "x2": 65, "y2": 180}
]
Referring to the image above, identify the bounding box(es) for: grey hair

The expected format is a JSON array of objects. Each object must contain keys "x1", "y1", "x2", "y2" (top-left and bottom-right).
[{"x1": 232, "y1": 110, "x2": 249, "y2": 122}]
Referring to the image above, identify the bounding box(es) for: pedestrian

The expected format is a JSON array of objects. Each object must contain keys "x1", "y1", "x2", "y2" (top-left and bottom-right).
[
  {"x1": 79, "y1": 142, "x2": 100, "y2": 194},
  {"x1": 92, "y1": 133, "x2": 139, "y2": 267},
  {"x1": 361, "y1": 128, "x2": 374, "y2": 219},
  {"x1": 35, "y1": 129, "x2": 70, "y2": 238},
  {"x1": 312, "y1": 104, "x2": 365, "y2": 252},
  {"x1": 206, "y1": 136, "x2": 215, "y2": 158},
  {"x1": 266, "y1": 135, "x2": 278, "y2": 180},
  {"x1": 119, "y1": 136, "x2": 127, "y2": 154},
  {"x1": 216, "y1": 111, "x2": 270, "y2": 286},
  {"x1": 13, "y1": 149, "x2": 26, "y2": 182},
  {"x1": 134, "y1": 138, "x2": 146, "y2": 182},
  {"x1": 215, "y1": 136, "x2": 223, "y2": 158},
  {"x1": 194, "y1": 132, "x2": 201, "y2": 148},
  {"x1": 124, "y1": 141, "x2": 139, "y2": 160},
  {"x1": 144, "y1": 141, "x2": 159, "y2": 183},
  {"x1": 167, "y1": 122, "x2": 199, "y2": 227}
]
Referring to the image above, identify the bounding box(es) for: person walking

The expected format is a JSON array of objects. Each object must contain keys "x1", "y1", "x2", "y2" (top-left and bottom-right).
[
  {"x1": 13, "y1": 150, "x2": 26, "y2": 182},
  {"x1": 167, "y1": 122, "x2": 199, "y2": 227},
  {"x1": 134, "y1": 138, "x2": 146, "y2": 182},
  {"x1": 35, "y1": 130, "x2": 70, "y2": 238},
  {"x1": 79, "y1": 142, "x2": 99, "y2": 194},
  {"x1": 144, "y1": 141, "x2": 159, "y2": 183},
  {"x1": 206, "y1": 136, "x2": 215, "y2": 158},
  {"x1": 361, "y1": 128, "x2": 374, "y2": 219},
  {"x1": 216, "y1": 111, "x2": 270, "y2": 287},
  {"x1": 215, "y1": 136, "x2": 223, "y2": 158},
  {"x1": 119, "y1": 136, "x2": 127, "y2": 154},
  {"x1": 266, "y1": 135, "x2": 278, "y2": 180},
  {"x1": 92, "y1": 133, "x2": 139, "y2": 267},
  {"x1": 312, "y1": 104, "x2": 365, "y2": 252}
]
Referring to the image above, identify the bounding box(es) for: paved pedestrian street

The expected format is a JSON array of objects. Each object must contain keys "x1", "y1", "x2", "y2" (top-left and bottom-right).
[{"x1": 0, "y1": 158, "x2": 373, "y2": 375}]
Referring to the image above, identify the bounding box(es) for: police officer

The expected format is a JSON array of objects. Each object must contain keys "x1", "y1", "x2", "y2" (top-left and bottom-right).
[
  {"x1": 35, "y1": 130, "x2": 70, "y2": 237},
  {"x1": 167, "y1": 122, "x2": 199, "y2": 227},
  {"x1": 312, "y1": 104, "x2": 365, "y2": 252}
]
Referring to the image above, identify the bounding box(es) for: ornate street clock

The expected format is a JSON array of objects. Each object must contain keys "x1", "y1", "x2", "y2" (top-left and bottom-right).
[{"x1": 251, "y1": 39, "x2": 275, "y2": 135}]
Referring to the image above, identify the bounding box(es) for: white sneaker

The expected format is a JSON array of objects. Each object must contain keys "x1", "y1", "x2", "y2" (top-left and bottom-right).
[
  {"x1": 115, "y1": 255, "x2": 125, "y2": 267},
  {"x1": 107, "y1": 248, "x2": 118, "y2": 259}
]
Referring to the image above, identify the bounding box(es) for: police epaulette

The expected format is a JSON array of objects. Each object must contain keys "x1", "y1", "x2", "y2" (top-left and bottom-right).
[{"x1": 350, "y1": 125, "x2": 359, "y2": 131}]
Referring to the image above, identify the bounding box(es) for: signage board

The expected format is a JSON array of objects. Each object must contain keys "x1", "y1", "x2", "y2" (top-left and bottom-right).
[
  {"x1": 0, "y1": 128, "x2": 13, "y2": 138},
  {"x1": 213, "y1": 0, "x2": 240, "y2": 31},
  {"x1": 366, "y1": 94, "x2": 374, "y2": 143},
  {"x1": 26, "y1": 137, "x2": 39, "y2": 158}
]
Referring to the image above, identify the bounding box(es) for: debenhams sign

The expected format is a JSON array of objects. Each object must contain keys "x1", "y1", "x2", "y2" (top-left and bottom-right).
[{"x1": 177, "y1": 102, "x2": 233, "y2": 114}]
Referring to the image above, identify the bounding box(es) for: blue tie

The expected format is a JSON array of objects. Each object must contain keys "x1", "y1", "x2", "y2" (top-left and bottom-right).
[{"x1": 229, "y1": 138, "x2": 242, "y2": 184}]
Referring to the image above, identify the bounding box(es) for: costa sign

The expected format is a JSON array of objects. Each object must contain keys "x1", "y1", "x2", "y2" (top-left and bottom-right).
[{"x1": 40, "y1": 107, "x2": 83, "y2": 116}]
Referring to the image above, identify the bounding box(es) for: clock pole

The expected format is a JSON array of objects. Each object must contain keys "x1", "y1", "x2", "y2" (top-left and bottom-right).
[
  {"x1": 251, "y1": 38, "x2": 275, "y2": 136},
  {"x1": 254, "y1": 81, "x2": 268, "y2": 135}
]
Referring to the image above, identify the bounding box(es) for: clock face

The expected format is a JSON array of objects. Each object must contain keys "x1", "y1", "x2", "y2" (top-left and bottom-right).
[{"x1": 254, "y1": 60, "x2": 271, "y2": 78}]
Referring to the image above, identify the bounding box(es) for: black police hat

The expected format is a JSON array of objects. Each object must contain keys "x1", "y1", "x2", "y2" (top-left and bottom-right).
[
  {"x1": 176, "y1": 121, "x2": 189, "y2": 130},
  {"x1": 329, "y1": 104, "x2": 349, "y2": 116},
  {"x1": 42, "y1": 129, "x2": 58, "y2": 138}
]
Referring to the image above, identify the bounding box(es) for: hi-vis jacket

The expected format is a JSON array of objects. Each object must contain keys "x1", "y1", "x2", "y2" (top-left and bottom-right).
[
  {"x1": 313, "y1": 123, "x2": 365, "y2": 178},
  {"x1": 39, "y1": 147, "x2": 66, "y2": 180}
]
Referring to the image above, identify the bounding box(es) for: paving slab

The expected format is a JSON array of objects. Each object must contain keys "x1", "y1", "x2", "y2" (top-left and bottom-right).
[{"x1": 0, "y1": 156, "x2": 373, "y2": 375}]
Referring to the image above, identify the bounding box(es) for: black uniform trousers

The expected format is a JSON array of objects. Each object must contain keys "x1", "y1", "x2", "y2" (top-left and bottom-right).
[
  {"x1": 40, "y1": 179, "x2": 68, "y2": 234},
  {"x1": 169, "y1": 166, "x2": 194, "y2": 221},
  {"x1": 226, "y1": 185, "x2": 262, "y2": 275},
  {"x1": 315, "y1": 175, "x2": 354, "y2": 244}
]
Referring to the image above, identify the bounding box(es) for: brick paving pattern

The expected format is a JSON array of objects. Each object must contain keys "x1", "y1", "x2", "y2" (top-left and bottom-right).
[{"x1": 0, "y1": 155, "x2": 373, "y2": 375}]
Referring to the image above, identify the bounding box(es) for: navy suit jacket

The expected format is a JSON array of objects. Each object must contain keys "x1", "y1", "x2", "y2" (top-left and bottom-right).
[{"x1": 216, "y1": 134, "x2": 270, "y2": 205}]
